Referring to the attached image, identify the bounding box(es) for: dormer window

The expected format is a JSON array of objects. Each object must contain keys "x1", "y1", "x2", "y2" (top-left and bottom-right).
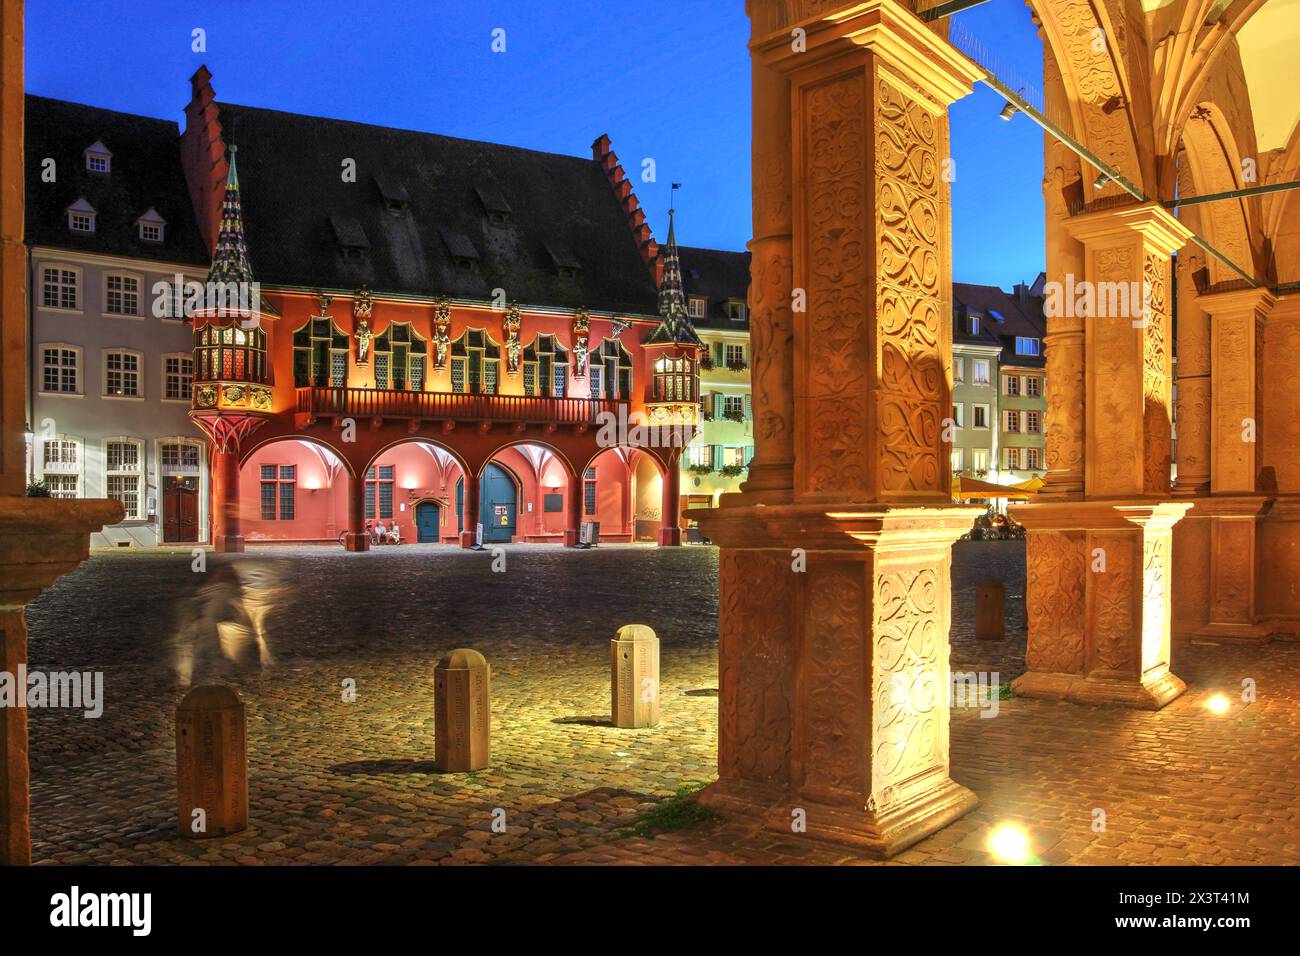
[
  {"x1": 330, "y1": 214, "x2": 370, "y2": 260},
  {"x1": 543, "y1": 239, "x2": 580, "y2": 279},
  {"x1": 374, "y1": 173, "x2": 410, "y2": 213},
  {"x1": 136, "y1": 207, "x2": 166, "y2": 243},
  {"x1": 441, "y1": 227, "x2": 479, "y2": 272},
  {"x1": 66, "y1": 197, "x2": 96, "y2": 234},
  {"x1": 84, "y1": 141, "x2": 111, "y2": 174},
  {"x1": 688, "y1": 297, "x2": 707, "y2": 319},
  {"x1": 475, "y1": 178, "x2": 512, "y2": 224},
  {"x1": 968, "y1": 315, "x2": 980, "y2": 336},
  {"x1": 1015, "y1": 336, "x2": 1041, "y2": 356},
  {"x1": 726, "y1": 299, "x2": 746, "y2": 322}
]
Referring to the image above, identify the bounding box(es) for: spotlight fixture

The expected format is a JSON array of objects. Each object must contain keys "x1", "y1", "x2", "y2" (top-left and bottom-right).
[
  {"x1": 988, "y1": 822, "x2": 1032, "y2": 864},
  {"x1": 1206, "y1": 693, "x2": 1231, "y2": 715},
  {"x1": 1093, "y1": 171, "x2": 1111, "y2": 190},
  {"x1": 998, "y1": 100, "x2": 1019, "y2": 121}
]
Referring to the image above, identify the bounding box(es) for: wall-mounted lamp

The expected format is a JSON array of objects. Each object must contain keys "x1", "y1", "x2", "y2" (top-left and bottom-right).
[
  {"x1": 1093, "y1": 171, "x2": 1111, "y2": 191},
  {"x1": 998, "y1": 101, "x2": 1018, "y2": 121}
]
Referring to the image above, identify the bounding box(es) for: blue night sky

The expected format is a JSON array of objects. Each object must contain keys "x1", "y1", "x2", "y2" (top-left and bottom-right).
[{"x1": 26, "y1": 0, "x2": 1046, "y2": 288}]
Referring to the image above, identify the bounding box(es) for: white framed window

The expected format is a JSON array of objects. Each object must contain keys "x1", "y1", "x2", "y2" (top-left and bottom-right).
[
  {"x1": 972, "y1": 360, "x2": 990, "y2": 386},
  {"x1": 164, "y1": 354, "x2": 194, "y2": 401},
  {"x1": 688, "y1": 297, "x2": 706, "y2": 319},
  {"x1": 136, "y1": 207, "x2": 166, "y2": 243},
  {"x1": 953, "y1": 357, "x2": 964, "y2": 384},
  {"x1": 39, "y1": 344, "x2": 80, "y2": 394},
  {"x1": 41, "y1": 436, "x2": 82, "y2": 498},
  {"x1": 1005, "y1": 409, "x2": 1021, "y2": 433},
  {"x1": 972, "y1": 449, "x2": 988, "y2": 471},
  {"x1": 66, "y1": 197, "x2": 96, "y2": 233},
  {"x1": 972, "y1": 404, "x2": 989, "y2": 429},
  {"x1": 725, "y1": 343, "x2": 745, "y2": 367},
  {"x1": 84, "y1": 141, "x2": 111, "y2": 173},
  {"x1": 1006, "y1": 447, "x2": 1021, "y2": 470},
  {"x1": 104, "y1": 438, "x2": 144, "y2": 520},
  {"x1": 1005, "y1": 375, "x2": 1020, "y2": 396},
  {"x1": 726, "y1": 300, "x2": 746, "y2": 322},
  {"x1": 41, "y1": 264, "x2": 80, "y2": 311},
  {"x1": 723, "y1": 446, "x2": 746, "y2": 467},
  {"x1": 687, "y1": 442, "x2": 712, "y2": 467},
  {"x1": 160, "y1": 440, "x2": 201, "y2": 474},
  {"x1": 1015, "y1": 337, "x2": 1041, "y2": 356},
  {"x1": 951, "y1": 403, "x2": 964, "y2": 428},
  {"x1": 1026, "y1": 410, "x2": 1041, "y2": 434},
  {"x1": 1026, "y1": 376, "x2": 1041, "y2": 398},
  {"x1": 970, "y1": 317, "x2": 980, "y2": 336},
  {"x1": 1026, "y1": 447, "x2": 1042, "y2": 470},
  {"x1": 104, "y1": 349, "x2": 142, "y2": 398},
  {"x1": 950, "y1": 448, "x2": 963, "y2": 472},
  {"x1": 104, "y1": 273, "x2": 141, "y2": 317},
  {"x1": 722, "y1": 395, "x2": 745, "y2": 420}
]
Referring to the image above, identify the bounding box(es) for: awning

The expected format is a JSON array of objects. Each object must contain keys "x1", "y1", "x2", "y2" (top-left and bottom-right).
[{"x1": 952, "y1": 475, "x2": 1039, "y2": 499}]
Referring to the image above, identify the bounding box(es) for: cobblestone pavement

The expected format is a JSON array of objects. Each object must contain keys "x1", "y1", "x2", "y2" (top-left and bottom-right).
[{"x1": 21, "y1": 541, "x2": 1300, "y2": 865}]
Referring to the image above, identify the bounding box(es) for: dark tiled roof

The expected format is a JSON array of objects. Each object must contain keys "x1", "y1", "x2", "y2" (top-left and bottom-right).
[
  {"x1": 24, "y1": 96, "x2": 209, "y2": 265},
  {"x1": 677, "y1": 246, "x2": 750, "y2": 329},
  {"x1": 214, "y1": 103, "x2": 661, "y2": 315},
  {"x1": 953, "y1": 281, "x2": 1047, "y2": 368}
]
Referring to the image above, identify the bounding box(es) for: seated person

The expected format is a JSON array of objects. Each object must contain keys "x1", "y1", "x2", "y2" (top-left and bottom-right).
[
  {"x1": 373, "y1": 520, "x2": 388, "y2": 543},
  {"x1": 388, "y1": 522, "x2": 401, "y2": 544}
]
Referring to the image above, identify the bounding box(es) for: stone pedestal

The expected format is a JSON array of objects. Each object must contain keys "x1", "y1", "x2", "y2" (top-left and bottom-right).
[
  {"x1": 0, "y1": 497, "x2": 122, "y2": 865},
  {"x1": 176, "y1": 685, "x2": 249, "y2": 838},
  {"x1": 434, "y1": 648, "x2": 490, "y2": 771},
  {"x1": 975, "y1": 578, "x2": 1004, "y2": 641},
  {"x1": 697, "y1": 505, "x2": 979, "y2": 856},
  {"x1": 1173, "y1": 496, "x2": 1271, "y2": 643},
  {"x1": 1011, "y1": 501, "x2": 1189, "y2": 708},
  {"x1": 611, "y1": 624, "x2": 660, "y2": 728}
]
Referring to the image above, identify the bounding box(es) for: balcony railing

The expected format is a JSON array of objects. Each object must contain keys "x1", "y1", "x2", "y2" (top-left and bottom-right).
[{"x1": 296, "y1": 386, "x2": 623, "y2": 425}]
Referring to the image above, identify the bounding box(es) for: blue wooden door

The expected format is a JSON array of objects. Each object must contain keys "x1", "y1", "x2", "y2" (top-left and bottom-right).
[
  {"x1": 415, "y1": 502, "x2": 440, "y2": 543},
  {"x1": 480, "y1": 464, "x2": 516, "y2": 543}
]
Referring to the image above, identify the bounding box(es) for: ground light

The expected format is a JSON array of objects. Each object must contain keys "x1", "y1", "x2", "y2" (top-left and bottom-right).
[
  {"x1": 988, "y1": 822, "x2": 1033, "y2": 864},
  {"x1": 1206, "y1": 693, "x2": 1231, "y2": 715}
]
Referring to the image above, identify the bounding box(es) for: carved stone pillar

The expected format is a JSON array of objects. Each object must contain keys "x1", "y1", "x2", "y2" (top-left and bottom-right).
[
  {"x1": 344, "y1": 470, "x2": 369, "y2": 552},
  {"x1": 1013, "y1": 203, "x2": 1193, "y2": 708},
  {"x1": 1173, "y1": 250, "x2": 1211, "y2": 496},
  {"x1": 211, "y1": 446, "x2": 244, "y2": 553},
  {"x1": 659, "y1": 454, "x2": 682, "y2": 546},
  {"x1": 564, "y1": 471, "x2": 582, "y2": 547},
  {"x1": 1172, "y1": 288, "x2": 1274, "y2": 642},
  {"x1": 696, "y1": 0, "x2": 983, "y2": 857},
  {"x1": 740, "y1": 50, "x2": 794, "y2": 502},
  {"x1": 1259, "y1": 295, "x2": 1300, "y2": 635},
  {"x1": 460, "y1": 471, "x2": 480, "y2": 549}
]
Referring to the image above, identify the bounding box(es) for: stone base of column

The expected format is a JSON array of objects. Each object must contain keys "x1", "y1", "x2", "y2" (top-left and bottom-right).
[
  {"x1": 658, "y1": 526, "x2": 682, "y2": 546},
  {"x1": 213, "y1": 533, "x2": 245, "y2": 553},
  {"x1": 737, "y1": 462, "x2": 794, "y2": 504},
  {"x1": 1172, "y1": 495, "x2": 1270, "y2": 644},
  {"x1": 693, "y1": 500, "x2": 980, "y2": 858},
  {"x1": 1010, "y1": 499, "x2": 1191, "y2": 711},
  {"x1": 343, "y1": 532, "x2": 370, "y2": 552},
  {"x1": 459, "y1": 531, "x2": 477, "y2": 549}
]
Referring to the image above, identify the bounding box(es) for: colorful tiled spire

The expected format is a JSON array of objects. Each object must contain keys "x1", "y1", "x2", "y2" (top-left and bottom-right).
[
  {"x1": 647, "y1": 208, "x2": 703, "y2": 347},
  {"x1": 207, "y1": 145, "x2": 254, "y2": 286}
]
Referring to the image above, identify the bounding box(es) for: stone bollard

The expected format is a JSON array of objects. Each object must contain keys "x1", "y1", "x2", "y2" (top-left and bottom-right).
[
  {"x1": 611, "y1": 624, "x2": 660, "y2": 728},
  {"x1": 975, "y1": 578, "x2": 1005, "y2": 641},
  {"x1": 176, "y1": 685, "x2": 248, "y2": 838},
  {"x1": 434, "y1": 648, "x2": 490, "y2": 771}
]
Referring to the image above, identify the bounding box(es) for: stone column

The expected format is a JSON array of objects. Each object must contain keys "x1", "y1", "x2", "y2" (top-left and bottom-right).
[
  {"x1": 1259, "y1": 294, "x2": 1300, "y2": 635},
  {"x1": 658, "y1": 455, "x2": 681, "y2": 546},
  {"x1": 1173, "y1": 248, "x2": 1211, "y2": 496},
  {"x1": 344, "y1": 470, "x2": 369, "y2": 551},
  {"x1": 459, "y1": 470, "x2": 479, "y2": 549},
  {"x1": 0, "y1": 608, "x2": 28, "y2": 865},
  {"x1": 1013, "y1": 202, "x2": 1193, "y2": 707},
  {"x1": 1172, "y1": 288, "x2": 1274, "y2": 642},
  {"x1": 210, "y1": 445, "x2": 243, "y2": 553},
  {"x1": 739, "y1": 42, "x2": 794, "y2": 502},
  {"x1": 696, "y1": 0, "x2": 984, "y2": 857},
  {"x1": 564, "y1": 471, "x2": 581, "y2": 547}
]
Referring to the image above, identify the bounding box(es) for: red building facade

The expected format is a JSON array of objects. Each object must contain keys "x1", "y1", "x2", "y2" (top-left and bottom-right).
[{"x1": 179, "y1": 69, "x2": 701, "y2": 551}]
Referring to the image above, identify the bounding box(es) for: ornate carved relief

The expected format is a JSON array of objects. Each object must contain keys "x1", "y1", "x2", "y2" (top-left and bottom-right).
[
  {"x1": 803, "y1": 73, "x2": 871, "y2": 498},
  {"x1": 1025, "y1": 530, "x2": 1086, "y2": 674},
  {"x1": 1140, "y1": 531, "x2": 1171, "y2": 674},
  {"x1": 1141, "y1": 252, "x2": 1172, "y2": 495},
  {"x1": 874, "y1": 75, "x2": 945, "y2": 496},
  {"x1": 719, "y1": 550, "x2": 794, "y2": 784},
  {"x1": 1090, "y1": 532, "x2": 1136, "y2": 674},
  {"x1": 802, "y1": 563, "x2": 865, "y2": 800},
  {"x1": 872, "y1": 559, "x2": 945, "y2": 810},
  {"x1": 749, "y1": 240, "x2": 795, "y2": 457}
]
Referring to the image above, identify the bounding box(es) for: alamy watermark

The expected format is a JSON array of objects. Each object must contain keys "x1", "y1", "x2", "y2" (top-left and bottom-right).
[
  {"x1": 151, "y1": 274, "x2": 262, "y2": 327},
  {"x1": 1042, "y1": 273, "x2": 1153, "y2": 327},
  {"x1": 0, "y1": 665, "x2": 103, "y2": 718},
  {"x1": 595, "y1": 406, "x2": 700, "y2": 449}
]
